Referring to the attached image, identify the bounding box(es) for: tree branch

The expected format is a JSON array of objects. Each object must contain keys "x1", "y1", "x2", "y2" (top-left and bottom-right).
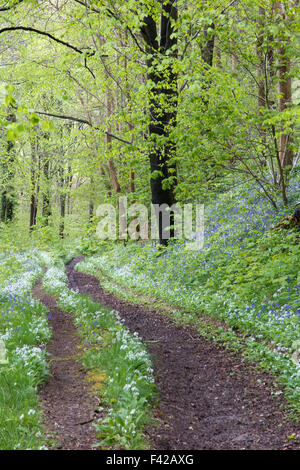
[
  {"x1": 220, "y1": 0, "x2": 240, "y2": 16},
  {"x1": 73, "y1": 0, "x2": 100, "y2": 14},
  {"x1": 73, "y1": 0, "x2": 145, "y2": 54},
  {"x1": 36, "y1": 111, "x2": 133, "y2": 145},
  {"x1": 0, "y1": 0, "x2": 23, "y2": 11},
  {"x1": 0, "y1": 26, "x2": 95, "y2": 56},
  {"x1": 181, "y1": 0, "x2": 240, "y2": 57}
]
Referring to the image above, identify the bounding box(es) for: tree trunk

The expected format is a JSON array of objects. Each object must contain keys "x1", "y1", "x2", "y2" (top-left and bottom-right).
[
  {"x1": 29, "y1": 136, "x2": 40, "y2": 232},
  {"x1": 275, "y1": 1, "x2": 294, "y2": 168},
  {"x1": 129, "y1": 169, "x2": 135, "y2": 193},
  {"x1": 103, "y1": 49, "x2": 121, "y2": 194},
  {"x1": 201, "y1": 24, "x2": 215, "y2": 70},
  {"x1": 89, "y1": 176, "x2": 94, "y2": 222},
  {"x1": 58, "y1": 166, "x2": 66, "y2": 238},
  {"x1": 140, "y1": 2, "x2": 178, "y2": 245},
  {"x1": 1, "y1": 111, "x2": 16, "y2": 223},
  {"x1": 108, "y1": 158, "x2": 121, "y2": 194},
  {"x1": 42, "y1": 157, "x2": 51, "y2": 225},
  {"x1": 257, "y1": 6, "x2": 266, "y2": 110}
]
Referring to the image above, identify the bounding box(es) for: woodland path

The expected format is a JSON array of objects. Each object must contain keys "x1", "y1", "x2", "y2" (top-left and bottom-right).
[
  {"x1": 33, "y1": 257, "x2": 300, "y2": 450},
  {"x1": 66, "y1": 257, "x2": 300, "y2": 450},
  {"x1": 33, "y1": 279, "x2": 100, "y2": 450}
]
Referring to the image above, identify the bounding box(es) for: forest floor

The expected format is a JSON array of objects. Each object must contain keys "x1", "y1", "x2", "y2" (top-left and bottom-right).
[{"x1": 33, "y1": 257, "x2": 300, "y2": 450}]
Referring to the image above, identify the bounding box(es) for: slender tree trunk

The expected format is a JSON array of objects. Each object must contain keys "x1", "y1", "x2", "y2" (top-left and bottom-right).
[
  {"x1": 29, "y1": 136, "x2": 40, "y2": 232},
  {"x1": 89, "y1": 201, "x2": 94, "y2": 222},
  {"x1": 275, "y1": 1, "x2": 294, "y2": 168},
  {"x1": 58, "y1": 166, "x2": 66, "y2": 238},
  {"x1": 65, "y1": 163, "x2": 73, "y2": 215},
  {"x1": 1, "y1": 111, "x2": 16, "y2": 222},
  {"x1": 107, "y1": 158, "x2": 121, "y2": 194},
  {"x1": 42, "y1": 157, "x2": 51, "y2": 225},
  {"x1": 257, "y1": 6, "x2": 266, "y2": 110},
  {"x1": 81, "y1": 92, "x2": 112, "y2": 195},
  {"x1": 106, "y1": 91, "x2": 121, "y2": 194},
  {"x1": 129, "y1": 169, "x2": 135, "y2": 193},
  {"x1": 99, "y1": 35, "x2": 122, "y2": 195},
  {"x1": 89, "y1": 176, "x2": 94, "y2": 222},
  {"x1": 201, "y1": 23, "x2": 215, "y2": 70}
]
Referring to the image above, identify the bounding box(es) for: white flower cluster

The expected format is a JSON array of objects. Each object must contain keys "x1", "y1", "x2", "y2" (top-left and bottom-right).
[
  {"x1": 37, "y1": 251, "x2": 54, "y2": 269},
  {"x1": 0, "y1": 330, "x2": 13, "y2": 341},
  {"x1": 12, "y1": 345, "x2": 47, "y2": 377},
  {"x1": 1, "y1": 250, "x2": 44, "y2": 297},
  {"x1": 108, "y1": 324, "x2": 155, "y2": 397},
  {"x1": 42, "y1": 266, "x2": 68, "y2": 291},
  {"x1": 0, "y1": 249, "x2": 51, "y2": 377}
]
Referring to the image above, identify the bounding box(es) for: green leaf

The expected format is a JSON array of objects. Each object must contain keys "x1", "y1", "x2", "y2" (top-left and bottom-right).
[{"x1": 30, "y1": 114, "x2": 40, "y2": 125}]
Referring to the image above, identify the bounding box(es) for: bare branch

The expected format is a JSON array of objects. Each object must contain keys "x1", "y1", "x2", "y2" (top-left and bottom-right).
[
  {"x1": 36, "y1": 111, "x2": 133, "y2": 145},
  {"x1": 0, "y1": 0, "x2": 23, "y2": 11},
  {"x1": 73, "y1": 0, "x2": 100, "y2": 14},
  {"x1": 0, "y1": 26, "x2": 95, "y2": 56},
  {"x1": 220, "y1": 0, "x2": 240, "y2": 16}
]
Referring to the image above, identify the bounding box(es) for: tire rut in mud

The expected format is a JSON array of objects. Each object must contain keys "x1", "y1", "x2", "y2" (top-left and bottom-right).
[
  {"x1": 67, "y1": 256, "x2": 300, "y2": 450},
  {"x1": 33, "y1": 280, "x2": 99, "y2": 450}
]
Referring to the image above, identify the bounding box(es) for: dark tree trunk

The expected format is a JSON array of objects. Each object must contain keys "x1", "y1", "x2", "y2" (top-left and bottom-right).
[
  {"x1": 29, "y1": 193, "x2": 38, "y2": 231},
  {"x1": 89, "y1": 176, "x2": 94, "y2": 222},
  {"x1": 42, "y1": 158, "x2": 51, "y2": 225},
  {"x1": 201, "y1": 23, "x2": 215, "y2": 69},
  {"x1": 108, "y1": 158, "x2": 121, "y2": 194},
  {"x1": 141, "y1": 2, "x2": 178, "y2": 245},
  {"x1": 66, "y1": 163, "x2": 73, "y2": 215},
  {"x1": 89, "y1": 201, "x2": 94, "y2": 222},
  {"x1": 29, "y1": 136, "x2": 40, "y2": 232},
  {"x1": 59, "y1": 167, "x2": 66, "y2": 238},
  {"x1": 1, "y1": 112, "x2": 16, "y2": 223},
  {"x1": 200, "y1": 22, "x2": 215, "y2": 109}
]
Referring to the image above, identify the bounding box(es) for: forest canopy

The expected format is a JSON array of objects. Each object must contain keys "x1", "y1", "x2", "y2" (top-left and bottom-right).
[{"x1": 0, "y1": 0, "x2": 299, "y2": 241}]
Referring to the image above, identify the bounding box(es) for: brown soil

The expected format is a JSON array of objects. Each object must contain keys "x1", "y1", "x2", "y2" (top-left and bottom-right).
[
  {"x1": 33, "y1": 280, "x2": 100, "y2": 450},
  {"x1": 66, "y1": 257, "x2": 300, "y2": 450}
]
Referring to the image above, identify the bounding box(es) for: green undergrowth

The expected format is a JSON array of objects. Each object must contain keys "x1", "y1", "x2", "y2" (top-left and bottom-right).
[
  {"x1": 74, "y1": 184, "x2": 300, "y2": 417},
  {"x1": 77, "y1": 234, "x2": 300, "y2": 417},
  {"x1": 41, "y1": 257, "x2": 156, "y2": 449},
  {"x1": 0, "y1": 248, "x2": 52, "y2": 450}
]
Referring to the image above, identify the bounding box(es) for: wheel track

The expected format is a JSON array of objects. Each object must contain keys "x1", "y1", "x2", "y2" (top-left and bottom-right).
[{"x1": 66, "y1": 257, "x2": 300, "y2": 450}]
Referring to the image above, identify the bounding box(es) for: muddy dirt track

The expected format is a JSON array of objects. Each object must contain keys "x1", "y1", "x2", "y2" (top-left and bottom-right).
[
  {"x1": 33, "y1": 280, "x2": 99, "y2": 450},
  {"x1": 63, "y1": 257, "x2": 300, "y2": 450}
]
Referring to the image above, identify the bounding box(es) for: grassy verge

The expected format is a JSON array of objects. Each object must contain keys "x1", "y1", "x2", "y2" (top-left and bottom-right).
[
  {"x1": 41, "y1": 258, "x2": 157, "y2": 449},
  {"x1": 0, "y1": 249, "x2": 51, "y2": 450}
]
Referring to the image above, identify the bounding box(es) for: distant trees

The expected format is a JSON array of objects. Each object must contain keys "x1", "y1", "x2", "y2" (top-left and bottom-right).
[{"x1": 0, "y1": 0, "x2": 299, "y2": 240}]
